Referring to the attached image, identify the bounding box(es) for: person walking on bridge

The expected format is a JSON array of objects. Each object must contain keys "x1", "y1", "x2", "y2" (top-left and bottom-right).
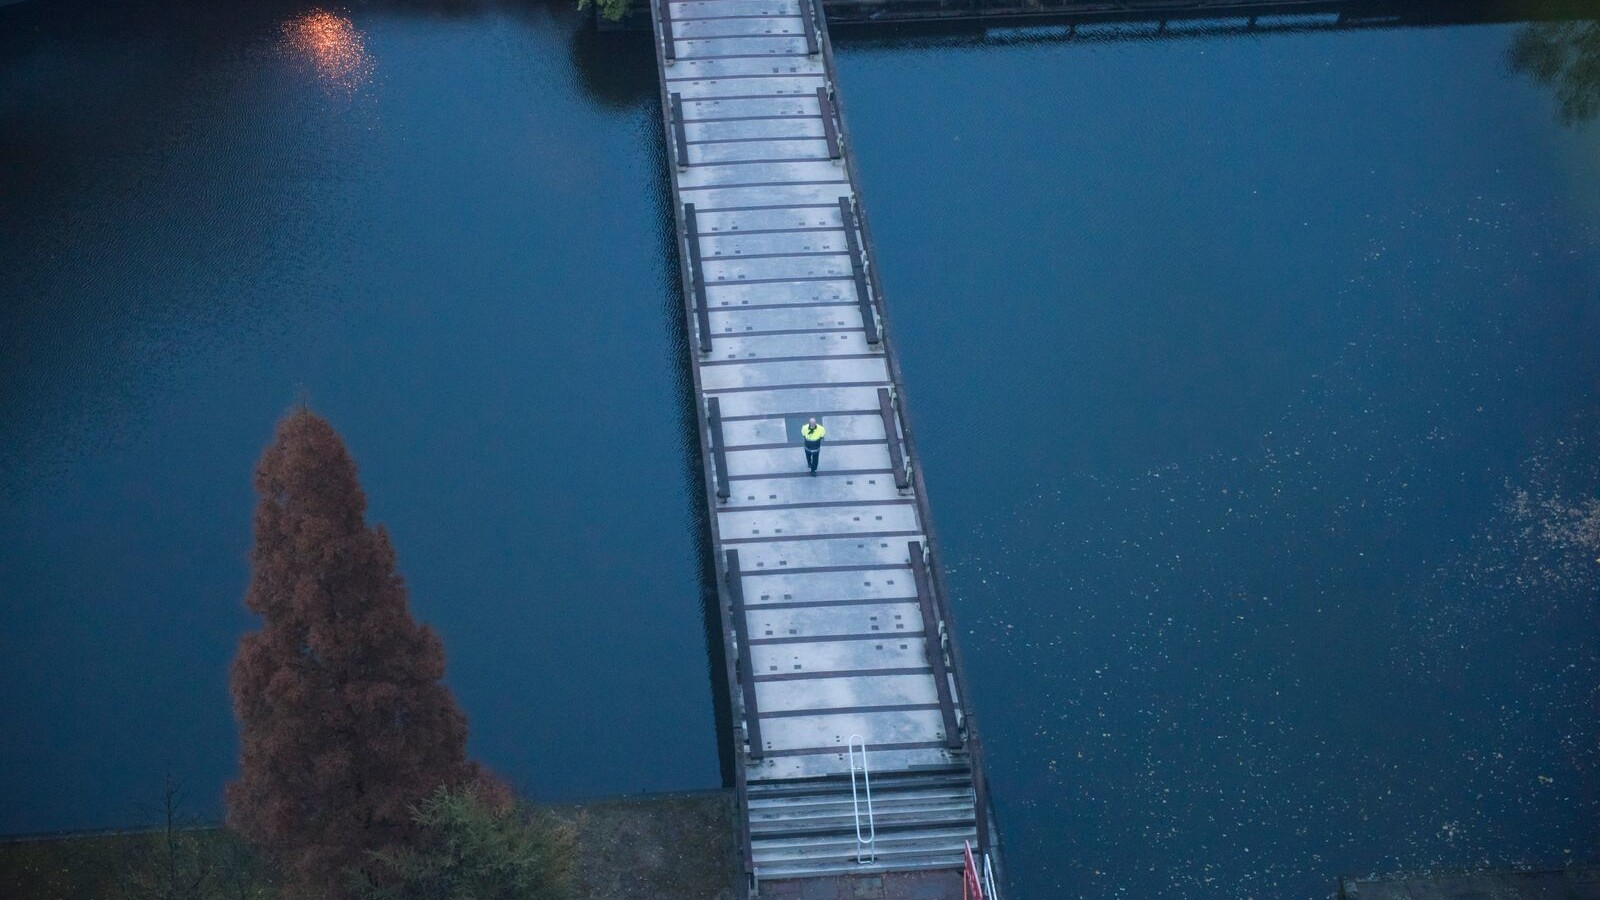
[{"x1": 801, "y1": 417, "x2": 825, "y2": 476}]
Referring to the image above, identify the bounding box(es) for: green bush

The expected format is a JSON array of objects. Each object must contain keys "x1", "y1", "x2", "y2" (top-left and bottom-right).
[
  {"x1": 578, "y1": 0, "x2": 633, "y2": 23},
  {"x1": 350, "y1": 786, "x2": 575, "y2": 900}
]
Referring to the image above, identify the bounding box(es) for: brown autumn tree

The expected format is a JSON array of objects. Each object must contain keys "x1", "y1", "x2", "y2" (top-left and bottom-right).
[{"x1": 227, "y1": 407, "x2": 483, "y2": 898}]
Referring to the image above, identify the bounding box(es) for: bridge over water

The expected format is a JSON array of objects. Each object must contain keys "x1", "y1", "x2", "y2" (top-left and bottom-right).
[
  {"x1": 650, "y1": 0, "x2": 999, "y2": 895},
  {"x1": 644, "y1": 0, "x2": 1591, "y2": 897}
]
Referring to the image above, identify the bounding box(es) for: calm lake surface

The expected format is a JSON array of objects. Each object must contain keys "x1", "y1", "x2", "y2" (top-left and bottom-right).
[
  {"x1": 834, "y1": 19, "x2": 1600, "y2": 897},
  {"x1": 3, "y1": 1, "x2": 1596, "y2": 896},
  {"x1": 1, "y1": 0, "x2": 720, "y2": 830}
]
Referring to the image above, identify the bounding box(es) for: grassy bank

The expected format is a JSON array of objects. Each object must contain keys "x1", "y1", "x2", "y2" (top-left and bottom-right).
[{"x1": 0, "y1": 789, "x2": 739, "y2": 900}]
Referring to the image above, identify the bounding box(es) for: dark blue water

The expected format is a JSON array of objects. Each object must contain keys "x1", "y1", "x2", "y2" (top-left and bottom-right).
[
  {"x1": 836, "y1": 20, "x2": 1600, "y2": 898},
  {"x1": 0, "y1": 0, "x2": 715, "y2": 833},
  {"x1": 2, "y1": 2, "x2": 1596, "y2": 897}
]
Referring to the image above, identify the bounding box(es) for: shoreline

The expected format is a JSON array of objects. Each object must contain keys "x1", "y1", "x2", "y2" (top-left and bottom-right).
[{"x1": 0, "y1": 789, "x2": 742, "y2": 900}]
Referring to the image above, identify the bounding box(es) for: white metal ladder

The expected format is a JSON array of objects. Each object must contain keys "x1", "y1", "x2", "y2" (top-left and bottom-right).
[{"x1": 847, "y1": 734, "x2": 876, "y2": 863}]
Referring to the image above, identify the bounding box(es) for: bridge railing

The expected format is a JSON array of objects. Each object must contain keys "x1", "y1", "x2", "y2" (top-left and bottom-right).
[{"x1": 605, "y1": 0, "x2": 1597, "y2": 32}]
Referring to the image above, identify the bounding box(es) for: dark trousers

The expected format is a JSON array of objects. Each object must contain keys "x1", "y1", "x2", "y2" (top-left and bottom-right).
[{"x1": 805, "y1": 445, "x2": 820, "y2": 472}]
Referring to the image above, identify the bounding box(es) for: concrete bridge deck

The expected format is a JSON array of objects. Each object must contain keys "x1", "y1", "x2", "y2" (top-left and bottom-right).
[{"x1": 648, "y1": 0, "x2": 999, "y2": 893}]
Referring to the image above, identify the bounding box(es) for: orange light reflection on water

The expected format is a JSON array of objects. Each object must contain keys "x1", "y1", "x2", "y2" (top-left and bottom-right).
[{"x1": 282, "y1": 10, "x2": 373, "y2": 91}]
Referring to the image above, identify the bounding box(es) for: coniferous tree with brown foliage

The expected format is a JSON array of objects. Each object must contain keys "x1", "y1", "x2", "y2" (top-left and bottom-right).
[{"x1": 227, "y1": 408, "x2": 485, "y2": 898}]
